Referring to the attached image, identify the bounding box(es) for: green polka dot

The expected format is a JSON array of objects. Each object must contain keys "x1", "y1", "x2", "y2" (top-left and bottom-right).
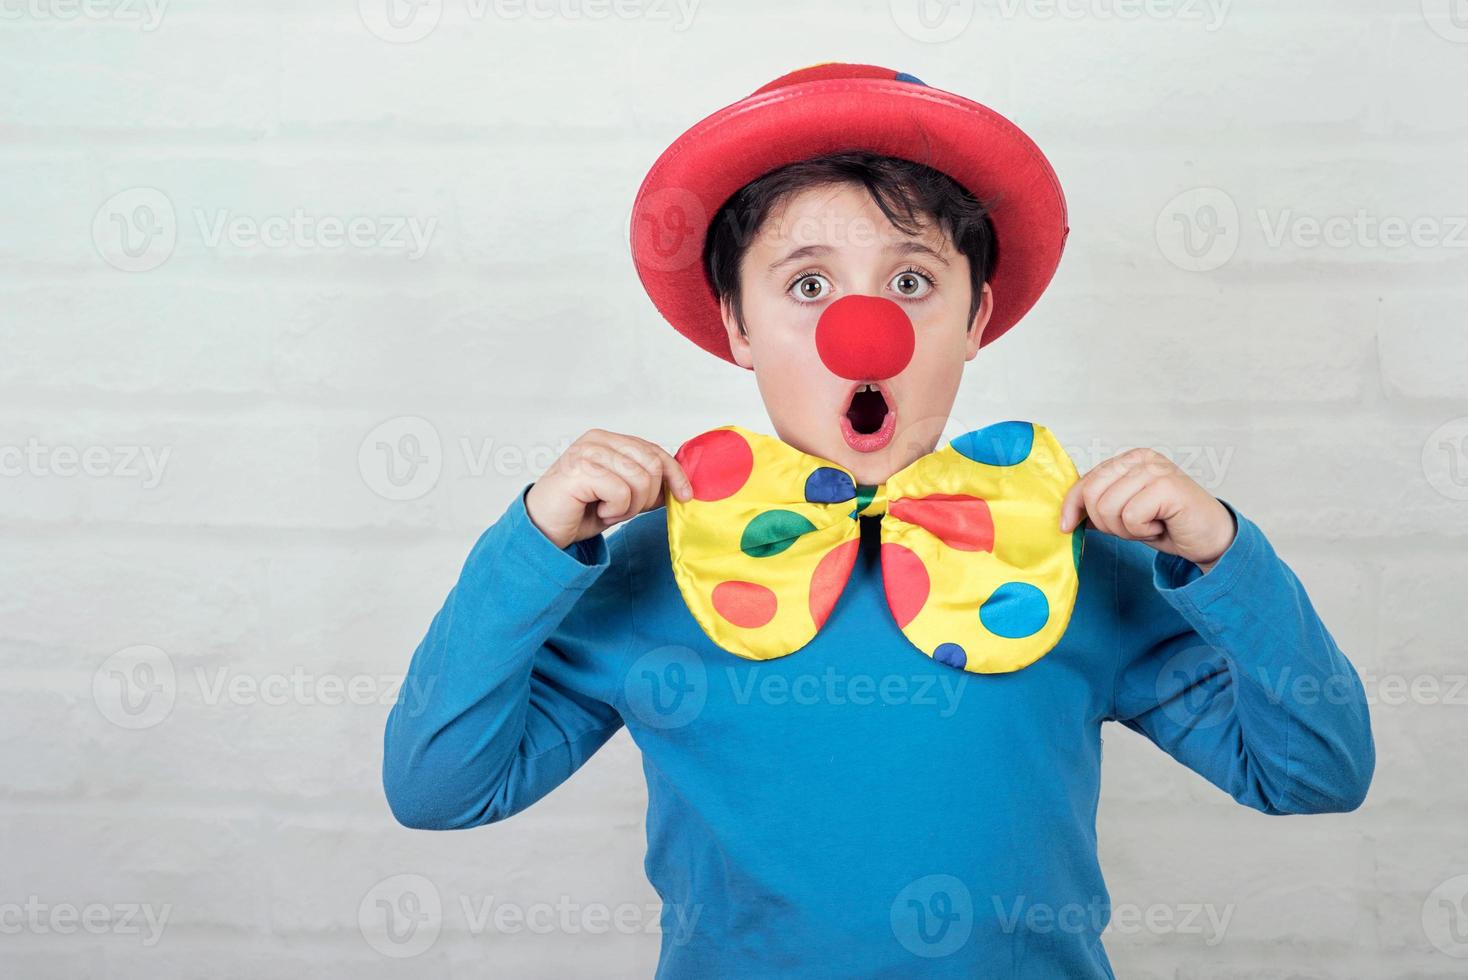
[{"x1": 740, "y1": 509, "x2": 818, "y2": 558}]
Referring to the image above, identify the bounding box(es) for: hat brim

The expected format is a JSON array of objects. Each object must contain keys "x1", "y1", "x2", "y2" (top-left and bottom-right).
[{"x1": 630, "y1": 77, "x2": 1069, "y2": 364}]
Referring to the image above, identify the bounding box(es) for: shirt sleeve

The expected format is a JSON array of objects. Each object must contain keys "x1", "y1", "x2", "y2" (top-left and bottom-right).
[
  {"x1": 382, "y1": 483, "x2": 631, "y2": 830},
  {"x1": 1108, "y1": 497, "x2": 1376, "y2": 814}
]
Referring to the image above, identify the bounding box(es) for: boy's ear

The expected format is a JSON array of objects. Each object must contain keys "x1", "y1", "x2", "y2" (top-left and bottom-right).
[
  {"x1": 965, "y1": 283, "x2": 995, "y2": 361},
  {"x1": 721, "y1": 296, "x2": 755, "y2": 370}
]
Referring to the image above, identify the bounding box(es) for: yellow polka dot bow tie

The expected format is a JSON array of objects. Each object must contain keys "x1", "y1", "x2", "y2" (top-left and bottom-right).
[{"x1": 665, "y1": 421, "x2": 1086, "y2": 674}]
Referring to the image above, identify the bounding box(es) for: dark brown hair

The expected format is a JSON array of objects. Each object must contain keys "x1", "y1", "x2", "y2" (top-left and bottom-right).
[{"x1": 702, "y1": 150, "x2": 999, "y2": 336}]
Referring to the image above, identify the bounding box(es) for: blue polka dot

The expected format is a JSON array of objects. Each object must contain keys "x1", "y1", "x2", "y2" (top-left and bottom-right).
[
  {"x1": 951, "y1": 421, "x2": 1034, "y2": 467},
  {"x1": 1071, "y1": 527, "x2": 1084, "y2": 570},
  {"x1": 980, "y1": 582, "x2": 1050, "y2": 638},
  {"x1": 894, "y1": 72, "x2": 928, "y2": 86},
  {"x1": 804, "y1": 466, "x2": 856, "y2": 504},
  {"x1": 933, "y1": 642, "x2": 967, "y2": 669}
]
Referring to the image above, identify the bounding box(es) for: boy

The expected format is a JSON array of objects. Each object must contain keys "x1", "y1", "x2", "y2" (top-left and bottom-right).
[{"x1": 383, "y1": 63, "x2": 1374, "y2": 977}]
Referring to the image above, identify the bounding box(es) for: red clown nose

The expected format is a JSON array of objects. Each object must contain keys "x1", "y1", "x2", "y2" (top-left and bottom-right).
[{"x1": 814, "y1": 295, "x2": 916, "y2": 380}]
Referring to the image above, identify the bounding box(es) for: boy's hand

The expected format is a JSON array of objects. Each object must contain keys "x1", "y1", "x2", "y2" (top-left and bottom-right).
[
  {"x1": 1058, "y1": 448, "x2": 1237, "y2": 573},
  {"x1": 525, "y1": 429, "x2": 694, "y2": 550}
]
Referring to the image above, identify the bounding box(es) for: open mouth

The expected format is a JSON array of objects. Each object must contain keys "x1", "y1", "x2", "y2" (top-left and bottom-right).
[
  {"x1": 840, "y1": 382, "x2": 897, "y2": 452},
  {"x1": 846, "y1": 383, "x2": 889, "y2": 434}
]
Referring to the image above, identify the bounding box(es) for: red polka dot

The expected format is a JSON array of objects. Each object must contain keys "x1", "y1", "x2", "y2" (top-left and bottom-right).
[
  {"x1": 889, "y1": 494, "x2": 995, "y2": 552},
  {"x1": 808, "y1": 539, "x2": 859, "y2": 629},
  {"x1": 712, "y1": 580, "x2": 777, "y2": 628},
  {"x1": 880, "y1": 542, "x2": 930, "y2": 628},
  {"x1": 675, "y1": 429, "x2": 754, "y2": 501}
]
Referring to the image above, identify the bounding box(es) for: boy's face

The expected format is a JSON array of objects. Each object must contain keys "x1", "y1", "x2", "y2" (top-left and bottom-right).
[{"x1": 721, "y1": 182, "x2": 993, "y2": 486}]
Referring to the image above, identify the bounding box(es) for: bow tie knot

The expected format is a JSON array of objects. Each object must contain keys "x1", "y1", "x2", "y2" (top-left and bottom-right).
[
  {"x1": 667, "y1": 421, "x2": 1085, "y2": 674},
  {"x1": 851, "y1": 484, "x2": 887, "y2": 519}
]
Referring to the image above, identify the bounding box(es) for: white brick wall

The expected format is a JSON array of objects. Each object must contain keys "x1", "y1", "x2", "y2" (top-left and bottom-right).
[{"x1": 2, "y1": 2, "x2": 1464, "y2": 976}]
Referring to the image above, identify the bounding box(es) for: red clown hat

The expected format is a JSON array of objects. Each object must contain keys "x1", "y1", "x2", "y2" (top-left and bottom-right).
[{"x1": 629, "y1": 62, "x2": 1070, "y2": 364}]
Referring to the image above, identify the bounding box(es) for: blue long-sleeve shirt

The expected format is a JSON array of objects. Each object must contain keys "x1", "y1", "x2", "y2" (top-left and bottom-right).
[{"x1": 382, "y1": 483, "x2": 1374, "y2": 978}]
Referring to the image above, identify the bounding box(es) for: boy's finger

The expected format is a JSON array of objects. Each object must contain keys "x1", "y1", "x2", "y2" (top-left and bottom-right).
[
  {"x1": 576, "y1": 459, "x2": 634, "y2": 521},
  {"x1": 602, "y1": 444, "x2": 663, "y2": 514},
  {"x1": 648, "y1": 444, "x2": 694, "y2": 501},
  {"x1": 1073, "y1": 456, "x2": 1133, "y2": 533},
  {"x1": 579, "y1": 433, "x2": 692, "y2": 511},
  {"x1": 1059, "y1": 478, "x2": 1088, "y2": 532},
  {"x1": 1091, "y1": 468, "x2": 1156, "y2": 539}
]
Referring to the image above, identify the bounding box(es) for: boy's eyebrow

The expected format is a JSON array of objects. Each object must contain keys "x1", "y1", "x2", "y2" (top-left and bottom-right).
[
  {"x1": 767, "y1": 244, "x2": 831, "y2": 273},
  {"x1": 767, "y1": 240, "x2": 951, "y2": 273},
  {"x1": 888, "y1": 241, "x2": 951, "y2": 266}
]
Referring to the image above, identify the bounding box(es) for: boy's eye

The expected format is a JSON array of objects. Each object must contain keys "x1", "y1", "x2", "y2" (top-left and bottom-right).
[
  {"x1": 790, "y1": 273, "x2": 832, "y2": 303},
  {"x1": 891, "y1": 269, "x2": 933, "y2": 299}
]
